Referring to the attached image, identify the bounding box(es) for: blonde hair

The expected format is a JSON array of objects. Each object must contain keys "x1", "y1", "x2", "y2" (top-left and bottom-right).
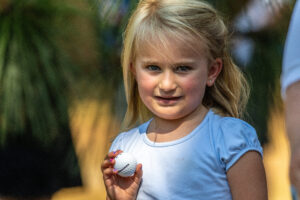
[{"x1": 121, "y1": 0, "x2": 250, "y2": 129}]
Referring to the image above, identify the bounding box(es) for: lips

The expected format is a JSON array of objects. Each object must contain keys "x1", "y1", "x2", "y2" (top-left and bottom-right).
[
  {"x1": 155, "y1": 96, "x2": 181, "y2": 100},
  {"x1": 154, "y1": 96, "x2": 182, "y2": 105}
]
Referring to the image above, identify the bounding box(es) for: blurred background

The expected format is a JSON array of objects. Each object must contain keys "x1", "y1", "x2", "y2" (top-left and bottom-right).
[{"x1": 0, "y1": 0, "x2": 295, "y2": 199}]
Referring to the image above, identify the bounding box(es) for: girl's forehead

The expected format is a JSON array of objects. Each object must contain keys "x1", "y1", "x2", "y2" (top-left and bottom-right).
[{"x1": 135, "y1": 35, "x2": 207, "y2": 60}]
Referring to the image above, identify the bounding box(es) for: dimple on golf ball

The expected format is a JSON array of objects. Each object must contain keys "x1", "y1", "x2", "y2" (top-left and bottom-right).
[{"x1": 114, "y1": 152, "x2": 137, "y2": 177}]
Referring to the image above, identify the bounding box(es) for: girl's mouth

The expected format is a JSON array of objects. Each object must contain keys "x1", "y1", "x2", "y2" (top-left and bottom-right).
[{"x1": 154, "y1": 96, "x2": 182, "y2": 104}]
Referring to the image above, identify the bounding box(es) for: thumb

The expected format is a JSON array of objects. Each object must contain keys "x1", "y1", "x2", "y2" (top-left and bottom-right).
[{"x1": 134, "y1": 163, "x2": 143, "y2": 184}]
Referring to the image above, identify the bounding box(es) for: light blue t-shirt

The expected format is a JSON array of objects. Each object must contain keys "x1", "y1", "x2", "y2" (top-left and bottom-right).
[
  {"x1": 281, "y1": 0, "x2": 300, "y2": 98},
  {"x1": 109, "y1": 110, "x2": 263, "y2": 200}
]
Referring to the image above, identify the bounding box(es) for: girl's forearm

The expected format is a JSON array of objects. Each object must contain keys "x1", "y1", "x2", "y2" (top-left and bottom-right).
[{"x1": 285, "y1": 80, "x2": 300, "y2": 150}]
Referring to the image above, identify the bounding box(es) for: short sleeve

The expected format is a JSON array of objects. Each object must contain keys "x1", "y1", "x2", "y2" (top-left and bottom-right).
[
  {"x1": 281, "y1": 0, "x2": 300, "y2": 98},
  {"x1": 215, "y1": 118, "x2": 263, "y2": 172}
]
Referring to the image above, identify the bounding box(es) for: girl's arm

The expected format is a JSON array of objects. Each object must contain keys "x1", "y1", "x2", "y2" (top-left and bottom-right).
[
  {"x1": 285, "y1": 80, "x2": 300, "y2": 193},
  {"x1": 227, "y1": 151, "x2": 268, "y2": 200}
]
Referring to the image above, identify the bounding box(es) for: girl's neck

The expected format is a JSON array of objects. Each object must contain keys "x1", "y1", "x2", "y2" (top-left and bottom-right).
[{"x1": 147, "y1": 105, "x2": 209, "y2": 143}]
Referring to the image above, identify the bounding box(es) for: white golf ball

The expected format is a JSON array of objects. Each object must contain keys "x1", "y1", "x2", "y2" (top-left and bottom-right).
[{"x1": 114, "y1": 152, "x2": 137, "y2": 177}]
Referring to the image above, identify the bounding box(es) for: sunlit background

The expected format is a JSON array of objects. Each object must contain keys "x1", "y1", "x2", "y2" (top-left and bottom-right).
[{"x1": 0, "y1": 0, "x2": 296, "y2": 199}]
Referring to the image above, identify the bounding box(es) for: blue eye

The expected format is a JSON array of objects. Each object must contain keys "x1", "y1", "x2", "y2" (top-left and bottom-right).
[
  {"x1": 175, "y1": 66, "x2": 192, "y2": 72},
  {"x1": 146, "y1": 65, "x2": 160, "y2": 71}
]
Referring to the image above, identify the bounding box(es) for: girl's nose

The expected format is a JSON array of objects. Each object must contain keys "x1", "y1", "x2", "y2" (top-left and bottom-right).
[{"x1": 158, "y1": 71, "x2": 177, "y2": 92}]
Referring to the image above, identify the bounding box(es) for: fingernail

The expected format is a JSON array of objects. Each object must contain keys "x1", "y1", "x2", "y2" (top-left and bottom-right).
[
  {"x1": 113, "y1": 169, "x2": 118, "y2": 173},
  {"x1": 113, "y1": 151, "x2": 116, "y2": 154},
  {"x1": 109, "y1": 158, "x2": 114, "y2": 163}
]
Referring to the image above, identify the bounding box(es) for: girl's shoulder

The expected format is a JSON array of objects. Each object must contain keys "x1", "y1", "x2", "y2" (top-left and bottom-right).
[
  {"x1": 113, "y1": 125, "x2": 141, "y2": 144},
  {"x1": 109, "y1": 121, "x2": 150, "y2": 152},
  {"x1": 208, "y1": 110, "x2": 256, "y2": 134},
  {"x1": 119, "y1": 120, "x2": 150, "y2": 138},
  {"x1": 219, "y1": 116, "x2": 255, "y2": 132},
  {"x1": 211, "y1": 113, "x2": 258, "y2": 144}
]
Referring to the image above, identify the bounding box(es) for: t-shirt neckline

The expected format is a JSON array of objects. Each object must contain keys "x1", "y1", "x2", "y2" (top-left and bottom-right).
[{"x1": 139, "y1": 109, "x2": 212, "y2": 147}]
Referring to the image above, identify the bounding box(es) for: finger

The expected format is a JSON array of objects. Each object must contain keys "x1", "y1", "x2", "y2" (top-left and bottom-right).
[
  {"x1": 101, "y1": 158, "x2": 115, "y2": 171},
  {"x1": 134, "y1": 163, "x2": 143, "y2": 184},
  {"x1": 105, "y1": 150, "x2": 123, "y2": 160},
  {"x1": 103, "y1": 170, "x2": 118, "y2": 189},
  {"x1": 103, "y1": 167, "x2": 118, "y2": 181},
  {"x1": 102, "y1": 150, "x2": 124, "y2": 170}
]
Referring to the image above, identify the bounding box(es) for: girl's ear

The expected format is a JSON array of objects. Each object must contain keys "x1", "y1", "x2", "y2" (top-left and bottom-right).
[
  {"x1": 207, "y1": 58, "x2": 222, "y2": 87},
  {"x1": 130, "y1": 63, "x2": 136, "y2": 76}
]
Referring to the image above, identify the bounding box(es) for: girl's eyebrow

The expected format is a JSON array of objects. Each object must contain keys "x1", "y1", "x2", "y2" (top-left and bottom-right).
[{"x1": 140, "y1": 60, "x2": 160, "y2": 66}]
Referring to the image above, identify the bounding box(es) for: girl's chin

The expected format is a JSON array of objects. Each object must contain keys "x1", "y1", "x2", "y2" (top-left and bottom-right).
[
  {"x1": 152, "y1": 112, "x2": 186, "y2": 121},
  {"x1": 149, "y1": 105, "x2": 207, "y2": 121}
]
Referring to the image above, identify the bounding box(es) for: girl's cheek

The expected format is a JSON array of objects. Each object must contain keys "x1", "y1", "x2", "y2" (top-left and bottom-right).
[
  {"x1": 182, "y1": 79, "x2": 202, "y2": 90},
  {"x1": 138, "y1": 76, "x2": 157, "y2": 90},
  {"x1": 138, "y1": 80, "x2": 155, "y2": 96}
]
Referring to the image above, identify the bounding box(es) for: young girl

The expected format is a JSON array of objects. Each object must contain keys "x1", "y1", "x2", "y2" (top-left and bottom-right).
[{"x1": 101, "y1": 0, "x2": 268, "y2": 199}]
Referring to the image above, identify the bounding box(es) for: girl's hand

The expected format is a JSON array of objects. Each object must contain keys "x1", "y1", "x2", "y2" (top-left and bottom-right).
[{"x1": 101, "y1": 150, "x2": 143, "y2": 200}]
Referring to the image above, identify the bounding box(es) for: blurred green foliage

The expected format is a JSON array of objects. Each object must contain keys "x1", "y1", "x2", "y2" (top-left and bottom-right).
[
  {"x1": 0, "y1": 0, "x2": 82, "y2": 196},
  {"x1": 0, "y1": 0, "x2": 79, "y2": 146},
  {"x1": 245, "y1": 27, "x2": 288, "y2": 144}
]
